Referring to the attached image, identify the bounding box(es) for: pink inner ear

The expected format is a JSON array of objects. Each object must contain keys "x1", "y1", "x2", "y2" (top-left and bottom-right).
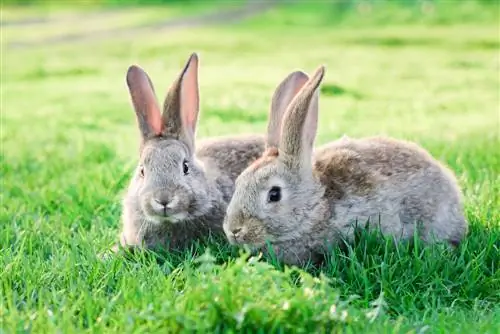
[
  {"x1": 127, "y1": 65, "x2": 163, "y2": 136},
  {"x1": 139, "y1": 73, "x2": 163, "y2": 136},
  {"x1": 146, "y1": 103, "x2": 163, "y2": 136},
  {"x1": 268, "y1": 71, "x2": 309, "y2": 149},
  {"x1": 180, "y1": 54, "x2": 200, "y2": 136}
]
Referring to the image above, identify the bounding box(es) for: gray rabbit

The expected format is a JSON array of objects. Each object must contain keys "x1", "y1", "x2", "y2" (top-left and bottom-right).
[
  {"x1": 223, "y1": 66, "x2": 468, "y2": 266},
  {"x1": 116, "y1": 53, "x2": 265, "y2": 252}
]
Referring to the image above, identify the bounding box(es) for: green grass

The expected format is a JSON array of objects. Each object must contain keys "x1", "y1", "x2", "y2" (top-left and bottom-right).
[{"x1": 2, "y1": 1, "x2": 499, "y2": 332}]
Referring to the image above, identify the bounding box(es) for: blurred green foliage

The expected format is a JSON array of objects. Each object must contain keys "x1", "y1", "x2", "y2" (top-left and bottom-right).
[
  {"x1": 250, "y1": 0, "x2": 499, "y2": 27},
  {"x1": 3, "y1": 0, "x2": 194, "y2": 4},
  {"x1": 3, "y1": 0, "x2": 497, "y2": 27},
  {"x1": 3, "y1": 0, "x2": 498, "y2": 7},
  {"x1": 1, "y1": 0, "x2": 216, "y2": 5}
]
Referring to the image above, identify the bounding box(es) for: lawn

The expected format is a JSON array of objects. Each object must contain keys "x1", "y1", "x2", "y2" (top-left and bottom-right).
[{"x1": 1, "y1": 1, "x2": 499, "y2": 332}]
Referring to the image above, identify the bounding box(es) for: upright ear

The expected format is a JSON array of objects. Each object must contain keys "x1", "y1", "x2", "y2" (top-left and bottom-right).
[
  {"x1": 162, "y1": 53, "x2": 200, "y2": 152},
  {"x1": 266, "y1": 71, "x2": 309, "y2": 150},
  {"x1": 279, "y1": 65, "x2": 325, "y2": 168},
  {"x1": 126, "y1": 65, "x2": 163, "y2": 140}
]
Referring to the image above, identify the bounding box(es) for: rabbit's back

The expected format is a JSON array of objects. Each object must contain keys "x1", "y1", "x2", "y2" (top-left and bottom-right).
[
  {"x1": 314, "y1": 136, "x2": 467, "y2": 245},
  {"x1": 196, "y1": 134, "x2": 266, "y2": 183}
]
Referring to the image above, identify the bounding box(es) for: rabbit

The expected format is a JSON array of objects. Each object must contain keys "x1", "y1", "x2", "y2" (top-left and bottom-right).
[
  {"x1": 115, "y1": 53, "x2": 265, "y2": 253},
  {"x1": 223, "y1": 65, "x2": 468, "y2": 266}
]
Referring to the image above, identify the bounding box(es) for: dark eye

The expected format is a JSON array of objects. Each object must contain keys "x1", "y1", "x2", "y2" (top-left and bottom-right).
[
  {"x1": 139, "y1": 166, "x2": 145, "y2": 177},
  {"x1": 183, "y1": 160, "x2": 189, "y2": 175},
  {"x1": 268, "y1": 186, "x2": 281, "y2": 202}
]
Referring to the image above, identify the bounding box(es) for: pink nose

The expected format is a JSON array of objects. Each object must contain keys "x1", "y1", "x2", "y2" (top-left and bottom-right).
[
  {"x1": 155, "y1": 198, "x2": 169, "y2": 207},
  {"x1": 231, "y1": 227, "x2": 242, "y2": 236}
]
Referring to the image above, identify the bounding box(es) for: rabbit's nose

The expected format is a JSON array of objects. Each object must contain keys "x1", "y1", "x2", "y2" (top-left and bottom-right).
[
  {"x1": 231, "y1": 227, "x2": 242, "y2": 236},
  {"x1": 155, "y1": 198, "x2": 169, "y2": 207}
]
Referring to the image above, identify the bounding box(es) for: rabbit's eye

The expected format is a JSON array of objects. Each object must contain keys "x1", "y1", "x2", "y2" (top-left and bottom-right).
[
  {"x1": 139, "y1": 166, "x2": 145, "y2": 177},
  {"x1": 268, "y1": 186, "x2": 281, "y2": 202},
  {"x1": 183, "y1": 160, "x2": 189, "y2": 175}
]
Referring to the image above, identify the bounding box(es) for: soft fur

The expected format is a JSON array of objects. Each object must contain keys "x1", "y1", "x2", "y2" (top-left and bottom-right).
[
  {"x1": 223, "y1": 66, "x2": 468, "y2": 266},
  {"x1": 117, "y1": 53, "x2": 265, "y2": 252}
]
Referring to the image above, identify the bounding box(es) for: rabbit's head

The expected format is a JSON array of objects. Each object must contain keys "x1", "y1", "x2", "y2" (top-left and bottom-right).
[
  {"x1": 223, "y1": 66, "x2": 330, "y2": 247},
  {"x1": 124, "y1": 54, "x2": 213, "y2": 224}
]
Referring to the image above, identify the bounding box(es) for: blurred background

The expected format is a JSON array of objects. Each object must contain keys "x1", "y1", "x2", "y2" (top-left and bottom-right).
[{"x1": 2, "y1": 0, "x2": 498, "y2": 222}]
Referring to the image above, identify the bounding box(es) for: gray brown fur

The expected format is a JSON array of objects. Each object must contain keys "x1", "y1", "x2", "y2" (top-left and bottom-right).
[
  {"x1": 116, "y1": 54, "x2": 265, "y2": 252},
  {"x1": 196, "y1": 134, "x2": 265, "y2": 186},
  {"x1": 223, "y1": 66, "x2": 468, "y2": 266}
]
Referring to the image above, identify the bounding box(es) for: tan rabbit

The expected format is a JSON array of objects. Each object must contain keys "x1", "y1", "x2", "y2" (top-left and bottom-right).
[
  {"x1": 116, "y1": 53, "x2": 265, "y2": 252},
  {"x1": 223, "y1": 66, "x2": 468, "y2": 266}
]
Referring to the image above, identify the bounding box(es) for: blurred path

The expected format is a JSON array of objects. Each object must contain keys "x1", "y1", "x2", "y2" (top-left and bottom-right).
[
  {"x1": 1, "y1": 8, "x2": 129, "y2": 27},
  {"x1": 6, "y1": 1, "x2": 278, "y2": 49}
]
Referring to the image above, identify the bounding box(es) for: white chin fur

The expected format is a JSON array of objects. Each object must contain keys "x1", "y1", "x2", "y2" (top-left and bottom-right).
[
  {"x1": 167, "y1": 212, "x2": 188, "y2": 223},
  {"x1": 147, "y1": 212, "x2": 189, "y2": 225}
]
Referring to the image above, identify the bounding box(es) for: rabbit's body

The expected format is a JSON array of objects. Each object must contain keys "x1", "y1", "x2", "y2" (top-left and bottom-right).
[
  {"x1": 316, "y1": 136, "x2": 465, "y2": 246},
  {"x1": 116, "y1": 54, "x2": 265, "y2": 252},
  {"x1": 223, "y1": 67, "x2": 467, "y2": 266}
]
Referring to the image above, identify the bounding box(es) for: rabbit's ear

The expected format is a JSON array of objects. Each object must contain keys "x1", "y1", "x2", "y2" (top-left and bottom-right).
[
  {"x1": 279, "y1": 65, "x2": 325, "y2": 168},
  {"x1": 267, "y1": 71, "x2": 309, "y2": 149},
  {"x1": 162, "y1": 53, "x2": 199, "y2": 152},
  {"x1": 126, "y1": 65, "x2": 163, "y2": 139}
]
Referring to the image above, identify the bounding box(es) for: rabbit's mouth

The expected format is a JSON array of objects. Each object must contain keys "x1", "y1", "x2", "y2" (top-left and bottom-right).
[
  {"x1": 224, "y1": 226, "x2": 270, "y2": 247},
  {"x1": 160, "y1": 211, "x2": 189, "y2": 223},
  {"x1": 148, "y1": 210, "x2": 190, "y2": 224},
  {"x1": 145, "y1": 197, "x2": 190, "y2": 224},
  {"x1": 223, "y1": 225, "x2": 246, "y2": 245}
]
